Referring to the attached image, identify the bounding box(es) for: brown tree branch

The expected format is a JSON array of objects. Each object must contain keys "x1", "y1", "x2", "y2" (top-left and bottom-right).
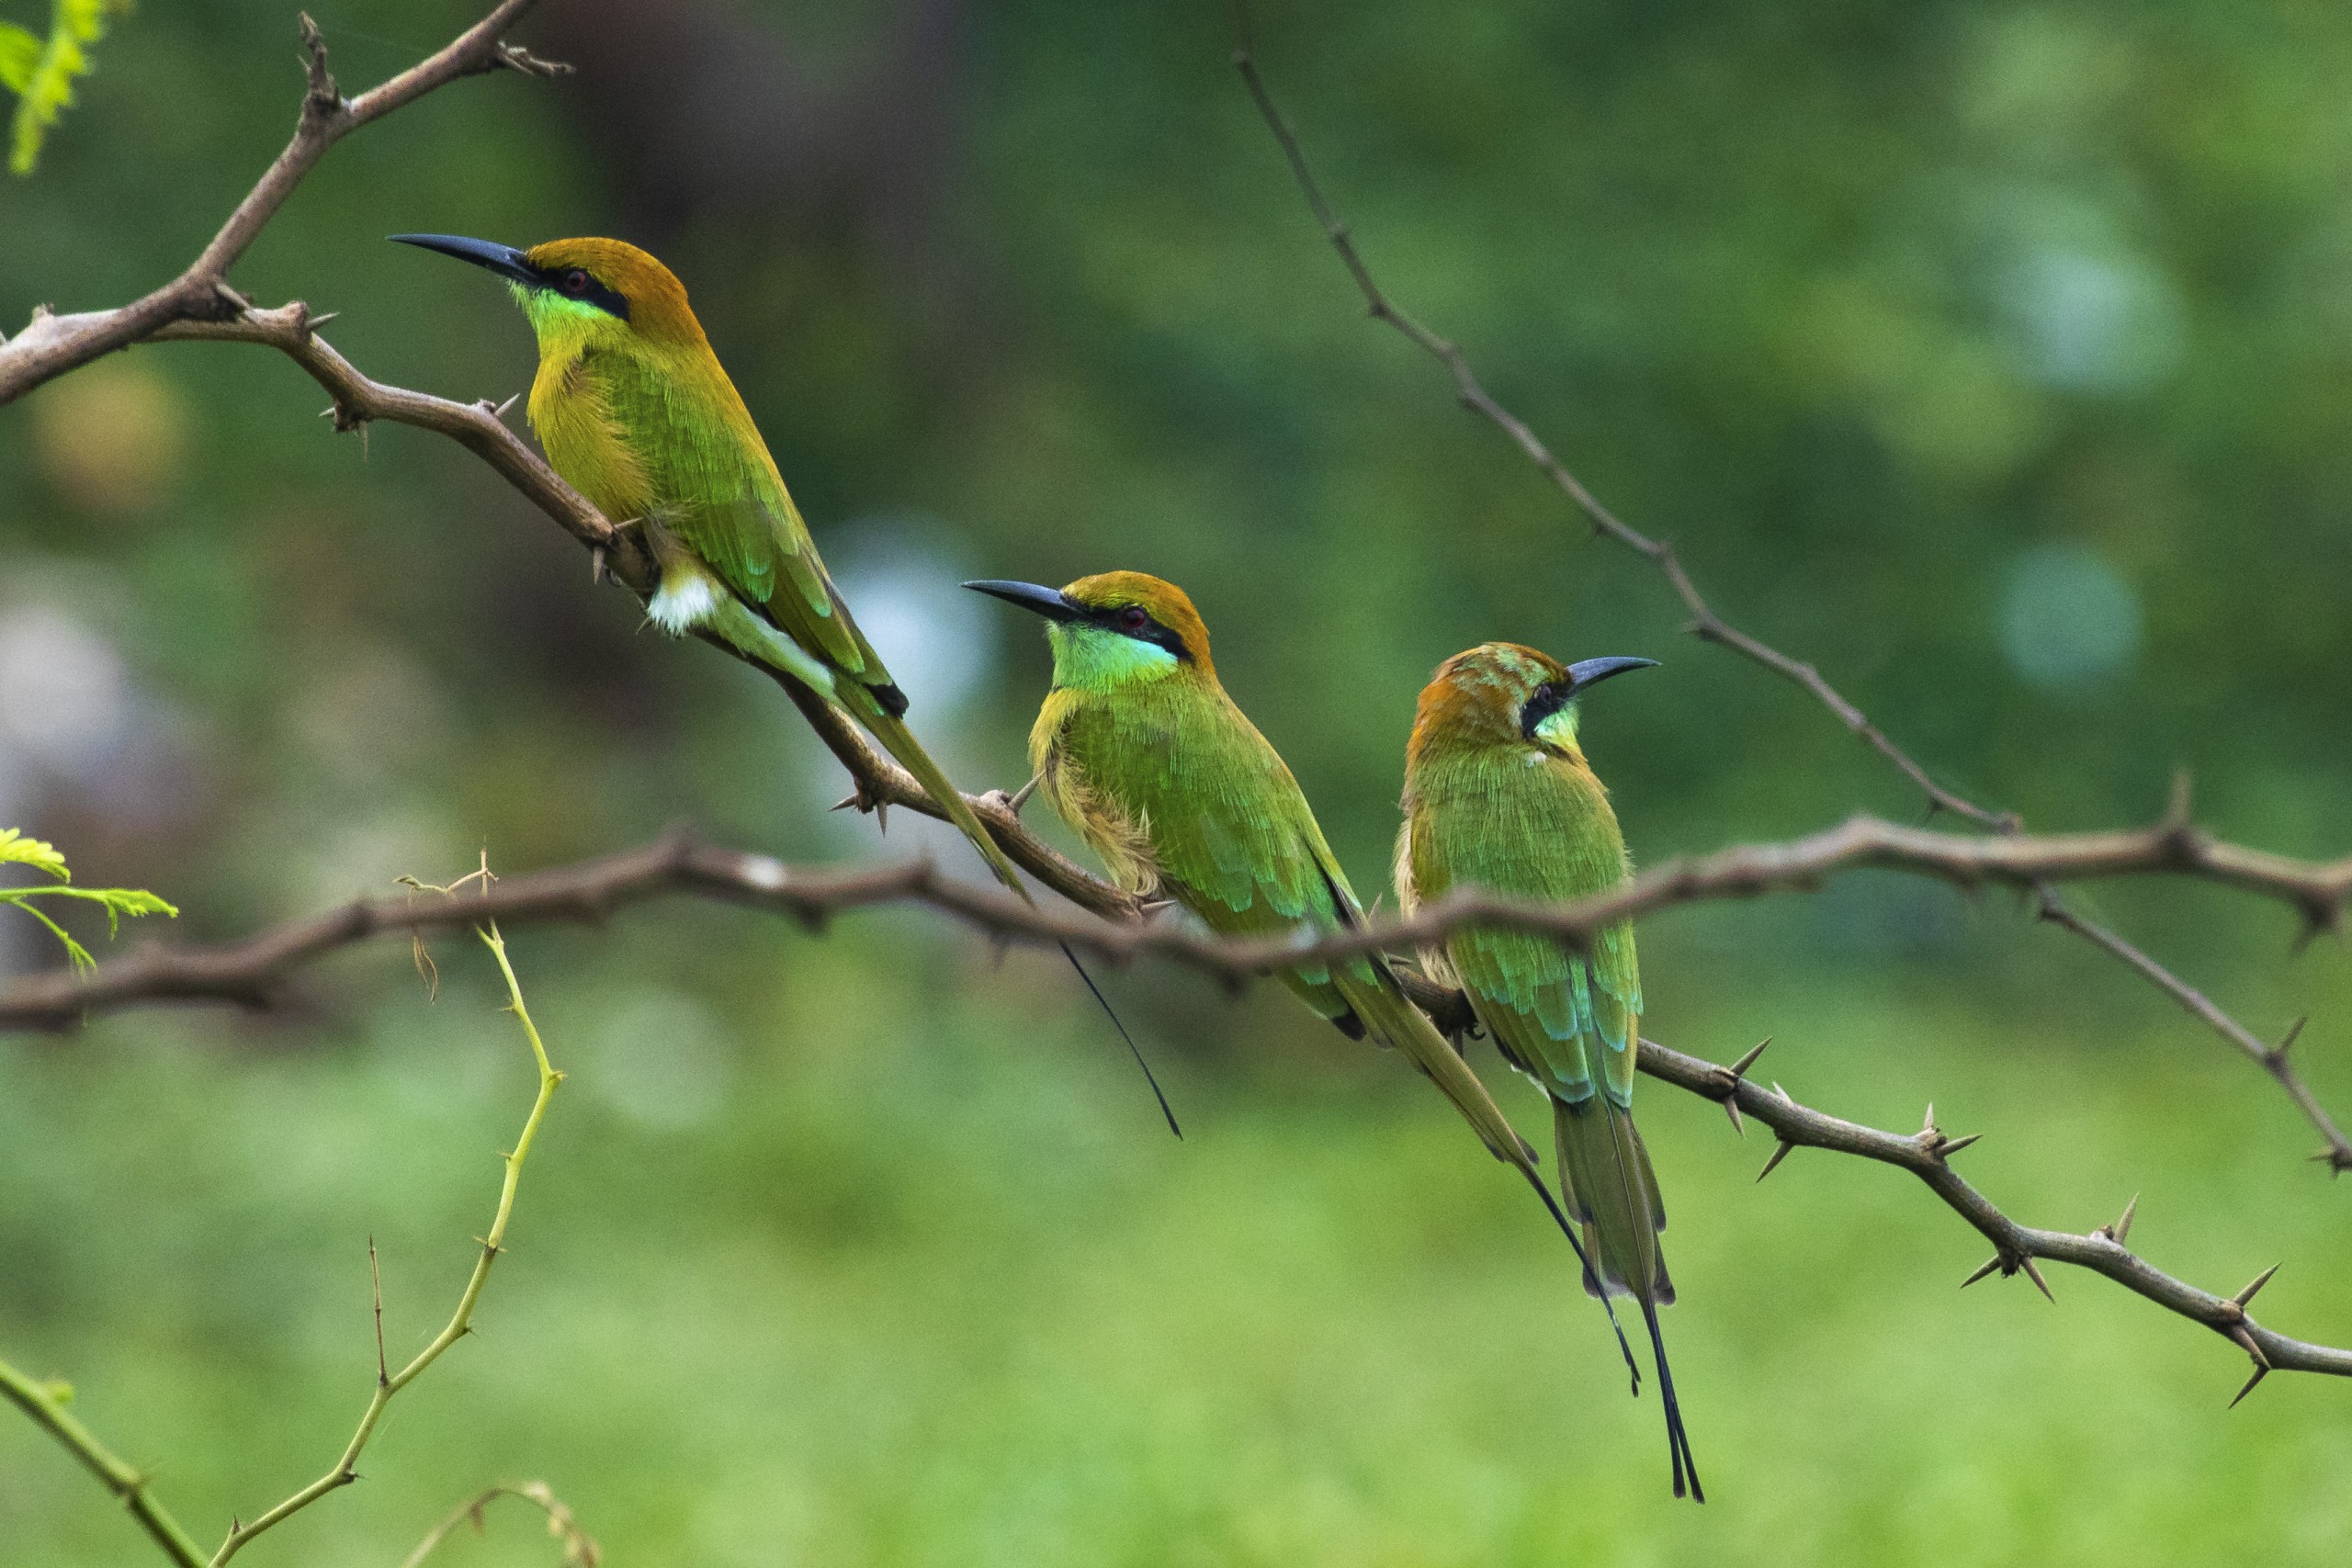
[
  {"x1": 0, "y1": 2, "x2": 567, "y2": 406},
  {"x1": 5, "y1": 813, "x2": 2346, "y2": 1032},
  {"x1": 6, "y1": 835, "x2": 2340, "y2": 1394},
  {"x1": 1637, "y1": 1036, "x2": 2351, "y2": 1392},
  {"x1": 1231, "y1": 48, "x2": 2352, "y2": 1174}
]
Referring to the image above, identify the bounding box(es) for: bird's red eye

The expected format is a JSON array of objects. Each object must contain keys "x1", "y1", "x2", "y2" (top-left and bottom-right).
[
  {"x1": 1119, "y1": 605, "x2": 1149, "y2": 632},
  {"x1": 561, "y1": 268, "x2": 591, "y2": 295}
]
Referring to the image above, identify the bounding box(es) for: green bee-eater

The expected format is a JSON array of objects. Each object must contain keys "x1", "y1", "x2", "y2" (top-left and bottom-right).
[
  {"x1": 1399, "y1": 641, "x2": 1699, "y2": 1500},
  {"x1": 390, "y1": 233, "x2": 1025, "y2": 895},
  {"x1": 964, "y1": 573, "x2": 1626, "y2": 1281}
]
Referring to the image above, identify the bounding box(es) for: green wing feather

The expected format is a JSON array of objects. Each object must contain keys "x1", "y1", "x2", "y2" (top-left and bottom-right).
[
  {"x1": 1413, "y1": 750, "x2": 1641, "y2": 1108},
  {"x1": 601, "y1": 351, "x2": 874, "y2": 678}
]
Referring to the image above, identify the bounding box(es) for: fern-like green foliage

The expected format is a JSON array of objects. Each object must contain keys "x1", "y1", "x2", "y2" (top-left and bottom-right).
[
  {"x1": 0, "y1": 0, "x2": 128, "y2": 175},
  {"x1": 0, "y1": 827, "x2": 175, "y2": 971}
]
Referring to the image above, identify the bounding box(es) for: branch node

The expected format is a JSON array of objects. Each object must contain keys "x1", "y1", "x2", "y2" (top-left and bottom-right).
[
  {"x1": 2265, "y1": 1017, "x2": 2308, "y2": 1070},
  {"x1": 296, "y1": 12, "x2": 341, "y2": 110},
  {"x1": 495, "y1": 44, "x2": 574, "y2": 78}
]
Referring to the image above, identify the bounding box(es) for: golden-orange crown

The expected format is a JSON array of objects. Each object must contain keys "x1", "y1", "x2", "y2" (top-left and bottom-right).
[
  {"x1": 1061, "y1": 571, "x2": 1216, "y2": 675},
  {"x1": 524, "y1": 237, "x2": 706, "y2": 346}
]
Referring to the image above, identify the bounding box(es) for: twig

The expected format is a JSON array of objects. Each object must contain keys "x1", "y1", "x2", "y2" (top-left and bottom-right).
[
  {"x1": 2035, "y1": 892, "x2": 2351, "y2": 1173},
  {"x1": 1231, "y1": 47, "x2": 2352, "y2": 1171},
  {"x1": 6, "y1": 812, "x2": 2348, "y2": 1034},
  {"x1": 397, "y1": 1481, "x2": 599, "y2": 1568},
  {"x1": 0, "y1": 2, "x2": 567, "y2": 405},
  {"x1": 0, "y1": 1359, "x2": 205, "y2": 1567},
  {"x1": 203, "y1": 923, "x2": 562, "y2": 1566},
  {"x1": 1637, "y1": 1035, "x2": 2351, "y2": 1390}
]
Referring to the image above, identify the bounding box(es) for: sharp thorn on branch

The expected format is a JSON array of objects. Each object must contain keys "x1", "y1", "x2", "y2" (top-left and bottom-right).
[
  {"x1": 2227, "y1": 1324, "x2": 2272, "y2": 1370},
  {"x1": 1755, "y1": 1139, "x2": 1795, "y2": 1183},
  {"x1": 1960, "y1": 1255, "x2": 2004, "y2": 1289},
  {"x1": 305, "y1": 310, "x2": 338, "y2": 331},
  {"x1": 1937, "y1": 1132, "x2": 1981, "y2": 1158},
  {"x1": 493, "y1": 391, "x2": 521, "y2": 419},
  {"x1": 2020, "y1": 1256, "x2": 2054, "y2": 1302},
  {"x1": 2102, "y1": 1192, "x2": 2139, "y2": 1247},
  {"x1": 1723, "y1": 1095, "x2": 1744, "y2": 1137},
  {"x1": 590, "y1": 547, "x2": 607, "y2": 585},
  {"x1": 1921, "y1": 1102, "x2": 1936, "y2": 1135},
  {"x1": 2233, "y1": 1263, "x2": 2281, "y2": 1308},
  {"x1": 2230, "y1": 1365, "x2": 2269, "y2": 1409},
  {"x1": 1727, "y1": 1036, "x2": 1771, "y2": 1078},
  {"x1": 2267, "y1": 1017, "x2": 2308, "y2": 1068}
]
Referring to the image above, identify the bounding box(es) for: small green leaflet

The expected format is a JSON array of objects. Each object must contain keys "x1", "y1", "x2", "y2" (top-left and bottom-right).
[
  {"x1": 3, "y1": 0, "x2": 128, "y2": 176},
  {"x1": 1, "y1": 827, "x2": 176, "y2": 972}
]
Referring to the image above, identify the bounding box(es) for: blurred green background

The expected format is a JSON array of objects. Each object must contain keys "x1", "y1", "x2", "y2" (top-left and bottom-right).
[{"x1": 6, "y1": 0, "x2": 2352, "y2": 1562}]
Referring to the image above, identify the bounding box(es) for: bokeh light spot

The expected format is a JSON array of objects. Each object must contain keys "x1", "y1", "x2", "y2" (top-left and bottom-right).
[{"x1": 1998, "y1": 540, "x2": 2143, "y2": 691}]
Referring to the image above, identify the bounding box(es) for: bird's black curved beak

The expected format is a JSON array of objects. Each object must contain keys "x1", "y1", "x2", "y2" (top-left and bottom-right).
[
  {"x1": 1564, "y1": 656, "x2": 1659, "y2": 694},
  {"x1": 389, "y1": 233, "x2": 540, "y2": 287},
  {"x1": 963, "y1": 580, "x2": 1083, "y2": 623}
]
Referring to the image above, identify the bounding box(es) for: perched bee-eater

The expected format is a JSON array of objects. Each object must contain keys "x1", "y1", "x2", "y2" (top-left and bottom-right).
[
  {"x1": 1398, "y1": 642, "x2": 1698, "y2": 1500},
  {"x1": 965, "y1": 573, "x2": 1610, "y2": 1254},
  {"x1": 390, "y1": 233, "x2": 1024, "y2": 895}
]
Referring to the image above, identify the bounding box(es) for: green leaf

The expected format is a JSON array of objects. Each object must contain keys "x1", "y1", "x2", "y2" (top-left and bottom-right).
[
  {"x1": 6, "y1": 0, "x2": 129, "y2": 176},
  {"x1": 0, "y1": 22, "x2": 41, "y2": 95},
  {"x1": 1, "y1": 826, "x2": 175, "y2": 968},
  {"x1": 0, "y1": 827, "x2": 71, "y2": 882}
]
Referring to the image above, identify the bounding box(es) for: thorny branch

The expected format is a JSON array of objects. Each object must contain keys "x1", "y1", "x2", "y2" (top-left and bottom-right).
[
  {"x1": 1, "y1": 921, "x2": 562, "y2": 1568},
  {"x1": 0, "y1": 1360, "x2": 206, "y2": 1567},
  {"x1": 6, "y1": 812, "x2": 2350, "y2": 1033},
  {"x1": 0, "y1": 0, "x2": 567, "y2": 406},
  {"x1": 1639, "y1": 1036, "x2": 2352, "y2": 1393},
  {"x1": 204, "y1": 924, "x2": 563, "y2": 1567},
  {"x1": 1230, "y1": 48, "x2": 2352, "y2": 1174},
  {"x1": 4, "y1": 835, "x2": 2342, "y2": 1396}
]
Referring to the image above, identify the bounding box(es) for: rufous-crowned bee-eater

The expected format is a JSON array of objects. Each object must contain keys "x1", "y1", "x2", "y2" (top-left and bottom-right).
[
  {"x1": 392, "y1": 235, "x2": 1176, "y2": 1130},
  {"x1": 1398, "y1": 641, "x2": 1699, "y2": 1501},
  {"x1": 965, "y1": 572, "x2": 1639, "y2": 1370}
]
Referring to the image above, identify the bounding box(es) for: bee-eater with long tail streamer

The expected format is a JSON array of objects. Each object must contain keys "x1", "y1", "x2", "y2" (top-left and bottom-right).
[
  {"x1": 1398, "y1": 641, "x2": 1700, "y2": 1501},
  {"x1": 390, "y1": 234, "x2": 1023, "y2": 887},
  {"x1": 964, "y1": 573, "x2": 1638, "y2": 1365},
  {"x1": 392, "y1": 236, "x2": 1177, "y2": 1132}
]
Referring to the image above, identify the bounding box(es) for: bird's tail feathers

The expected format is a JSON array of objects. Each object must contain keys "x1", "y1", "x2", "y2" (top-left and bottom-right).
[
  {"x1": 1555, "y1": 1093, "x2": 1699, "y2": 1500},
  {"x1": 1640, "y1": 1292, "x2": 1703, "y2": 1503},
  {"x1": 859, "y1": 707, "x2": 1033, "y2": 899}
]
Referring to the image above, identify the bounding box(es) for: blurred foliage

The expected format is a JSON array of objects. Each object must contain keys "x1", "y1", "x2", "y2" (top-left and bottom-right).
[
  {"x1": 0, "y1": 0, "x2": 126, "y2": 175},
  {"x1": 3, "y1": 0, "x2": 2350, "y2": 1562},
  {"x1": 0, "y1": 826, "x2": 173, "y2": 970}
]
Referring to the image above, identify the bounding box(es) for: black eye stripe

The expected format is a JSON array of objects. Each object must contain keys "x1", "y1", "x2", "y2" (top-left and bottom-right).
[
  {"x1": 1521, "y1": 682, "x2": 1571, "y2": 739},
  {"x1": 534, "y1": 264, "x2": 632, "y2": 322},
  {"x1": 1093, "y1": 604, "x2": 1190, "y2": 660}
]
